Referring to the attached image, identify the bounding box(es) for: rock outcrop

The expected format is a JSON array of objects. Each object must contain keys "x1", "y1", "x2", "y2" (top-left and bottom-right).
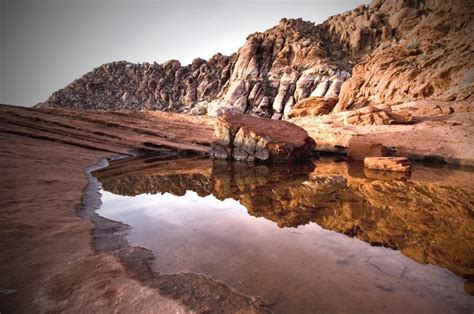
[
  {"x1": 334, "y1": 0, "x2": 474, "y2": 111},
  {"x1": 211, "y1": 114, "x2": 315, "y2": 162},
  {"x1": 0, "y1": 105, "x2": 214, "y2": 156},
  {"x1": 287, "y1": 97, "x2": 339, "y2": 118},
  {"x1": 38, "y1": 18, "x2": 352, "y2": 117},
  {"x1": 290, "y1": 99, "x2": 474, "y2": 166},
  {"x1": 38, "y1": 0, "x2": 472, "y2": 121},
  {"x1": 37, "y1": 55, "x2": 232, "y2": 112}
]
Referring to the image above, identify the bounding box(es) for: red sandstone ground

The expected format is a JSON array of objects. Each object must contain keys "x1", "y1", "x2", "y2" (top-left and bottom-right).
[
  {"x1": 0, "y1": 105, "x2": 265, "y2": 313},
  {"x1": 0, "y1": 103, "x2": 473, "y2": 312}
]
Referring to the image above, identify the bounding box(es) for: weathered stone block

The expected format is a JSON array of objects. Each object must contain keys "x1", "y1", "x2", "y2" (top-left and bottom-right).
[{"x1": 211, "y1": 113, "x2": 315, "y2": 163}]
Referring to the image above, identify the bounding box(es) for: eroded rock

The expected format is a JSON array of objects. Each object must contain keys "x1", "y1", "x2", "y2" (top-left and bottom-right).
[
  {"x1": 211, "y1": 114, "x2": 315, "y2": 162},
  {"x1": 288, "y1": 97, "x2": 338, "y2": 118},
  {"x1": 335, "y1": 0, "x2": 474, "y2": 110},
  {"x1": 38, "y1": 18, "x2": 353, "y2": 118},
  {"x1": 36, "y1": 0, "x2": 473, "y2": 127},
  {"x1": 345, "y1": 106, "x2": 415, "y2": 125}
]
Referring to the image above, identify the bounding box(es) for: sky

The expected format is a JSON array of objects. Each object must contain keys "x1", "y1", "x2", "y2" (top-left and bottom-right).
[{"x1": 0, "y1": 0, "x2": 369, "y2": 107}]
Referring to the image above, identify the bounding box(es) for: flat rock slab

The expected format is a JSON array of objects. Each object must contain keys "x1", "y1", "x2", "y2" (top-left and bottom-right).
[
  {"x1": 212, "y1": 113, "x2": 315, "y2": 162},
  {"x1": 364, "y1": 157, "x2": 412, "y2": 172},
  {"x1": 0, "y1": 105, "x2": 214, "y2": 156}
]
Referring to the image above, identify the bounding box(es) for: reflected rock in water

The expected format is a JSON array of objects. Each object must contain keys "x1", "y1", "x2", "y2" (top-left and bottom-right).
[{"x1": 93, "y1": 157, "x2": 474, "y2": 280}]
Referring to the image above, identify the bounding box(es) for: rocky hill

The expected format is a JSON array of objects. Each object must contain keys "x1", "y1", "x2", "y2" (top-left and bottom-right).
[{"x1": 37, "y1": 0, "x2": 473, "y2": 120}]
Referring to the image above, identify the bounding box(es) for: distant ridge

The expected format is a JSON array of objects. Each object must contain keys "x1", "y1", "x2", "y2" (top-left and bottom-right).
[{"x1": 38, "y1": 0, "x2": 474, "y2": 119}]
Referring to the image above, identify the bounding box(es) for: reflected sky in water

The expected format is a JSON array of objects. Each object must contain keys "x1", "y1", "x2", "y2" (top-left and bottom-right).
[{"x1": 95, "y1": 157, "x2": 474, "y2": 313}]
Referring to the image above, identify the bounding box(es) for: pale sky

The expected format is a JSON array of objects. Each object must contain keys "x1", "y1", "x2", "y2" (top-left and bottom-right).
[{"x1": 0, "y1": 0, "x2": 370, "y2": 107}]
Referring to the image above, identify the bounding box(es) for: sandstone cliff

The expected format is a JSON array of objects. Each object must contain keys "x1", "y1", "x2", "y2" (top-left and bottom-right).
[
  {"x1": 37, "y1": 0, "x2": 474, "y2": 119},
  {"x1": 334, "y1": 0, "x2": 474, "y2": 112}
]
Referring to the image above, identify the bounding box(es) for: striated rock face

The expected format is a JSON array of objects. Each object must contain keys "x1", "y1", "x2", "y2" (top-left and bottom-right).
[
  {"x1": 211, "y1": 114, "x2": 315, "y2": 162},
  {"x1": 334, "y1": 0, "x2": 474, "y2": 111},
  {"x1": 0, "y1": 104, "x2": 215, "y2": 156}
]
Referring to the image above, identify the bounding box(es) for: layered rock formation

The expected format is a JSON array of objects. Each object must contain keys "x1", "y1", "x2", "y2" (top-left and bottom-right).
[
  {"x1": 291, "y1": 99, "x2": 474, "y2": 165},
  {"x1": 0, "y1": 105, "x2": 214, "y2": 156},
  {"x1": 38, "y1": 0, "x2": 472, "y2": 120},
  {"x1": 38, "y1": 17, "x2": 351, "y2": 118},
  {"x1": 334, "y1": 0, "x2": 474, "y2": 112}
]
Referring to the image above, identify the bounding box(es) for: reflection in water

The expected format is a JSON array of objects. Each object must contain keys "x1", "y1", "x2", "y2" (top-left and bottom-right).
[{"x1": 94, "y1": 157, "x2": 474, "y2": 312}]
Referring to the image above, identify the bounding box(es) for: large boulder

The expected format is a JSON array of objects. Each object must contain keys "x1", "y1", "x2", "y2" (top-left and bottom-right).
[
  {"x1": 212, "y1": 114, "x2": 315, "y2": 162},
  {"x1": 345, "y1": 106, "x2": 415, "y2": 125},
  {"x1": 287, "y1": 97, "x2": 338, "y2": 118}
]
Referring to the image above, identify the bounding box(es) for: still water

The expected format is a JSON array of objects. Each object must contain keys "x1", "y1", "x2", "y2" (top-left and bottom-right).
[{"x1": 94, "y1": 157, "x2": 474, "y2": 313}]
